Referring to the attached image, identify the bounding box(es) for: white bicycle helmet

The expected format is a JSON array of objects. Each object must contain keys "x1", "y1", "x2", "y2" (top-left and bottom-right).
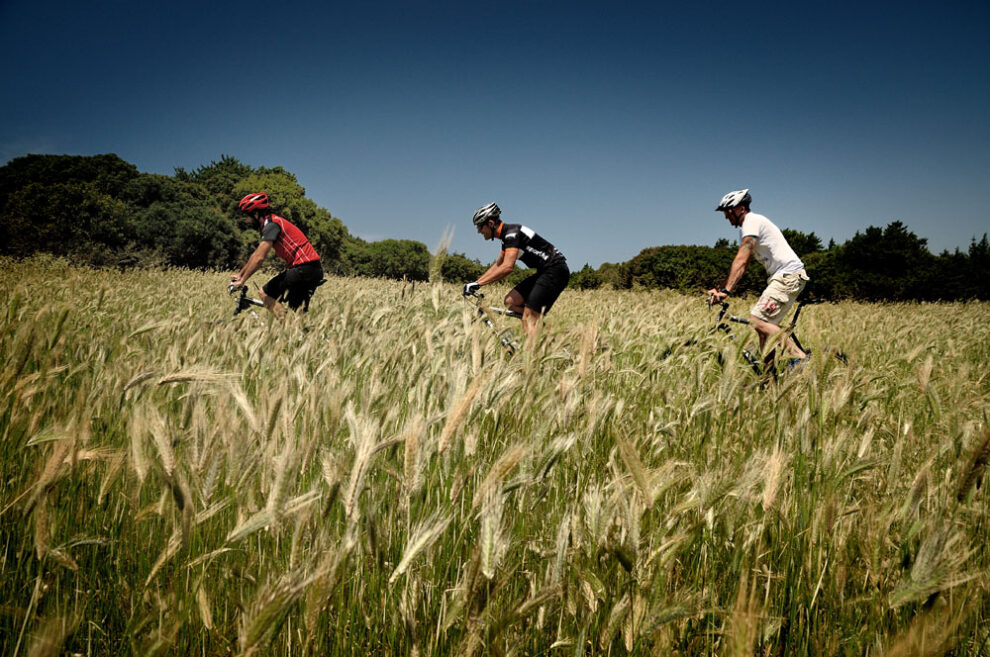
[
  {"x1": 716, "y1": 189, "x2": 751, "y2": 211},
  {"x1": 472, "y1": 202, "x2": 501, "y2": 226}
]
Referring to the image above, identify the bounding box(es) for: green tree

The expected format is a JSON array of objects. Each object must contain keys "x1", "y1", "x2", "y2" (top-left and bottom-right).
[
  {"x1": 0, "y1": 153, "x2": 349, "y2": 272},
  {"x1": 439, "y1": 253, "x2": 485, "y2": 284},
  {"x1": 569, "y1": 263, "x2": 604, "y2": 289},
  {"x1": 345, "y1": 239, "x2": 431, "y2": 280},
  {"x1": 231, "y1": 168, "x2": 315, "y2": 224},
  {"x1": 594, "y1": 262, "x2": 625, "y2": 289},
  {"x1": 834, "y1": 221, "x2": 938, "y2": 300},
  {"x1": 2, "y1": 181, "x2": 131, "y2": 261},
  {"x1": 620, "y1": 244, "x2": 762, "y2": 294},
  {"x1": 932, "y1": 248, "x2": 970, "y2": 301},
  {"x1": 781, "y1": 229, "x2": 824, "y2": 257},
  {"x1": 968, "y1": 234, "x2": 990, "y2": 299},
  {"x1": 124, "y1": 174, "x2": 242, "y2": 269},
  {"x1": 174, "y1": 155, "x2": 253, "y2": 199},
  {"x1": 306, "y1": 216, "x2": 350, "y2": 273},
  {"x1": 800, "y1": 250, "x2": 840, "y2": 299},
  {"x1": 0, "y1": 154, "x2": 138, "y2": 211}
]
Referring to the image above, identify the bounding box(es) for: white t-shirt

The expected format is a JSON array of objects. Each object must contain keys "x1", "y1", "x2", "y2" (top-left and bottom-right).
[{"x1": 740, "y1": 212, "x2": 804, "y2": 279}]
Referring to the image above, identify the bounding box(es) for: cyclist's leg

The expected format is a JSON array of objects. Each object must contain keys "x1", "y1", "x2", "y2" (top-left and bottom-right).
[
  {"x1": 523, "y1": 264, "x2": 568, "y2": 310},
  {"x1": 283, "y1": 262, "x2": 324, "y2": 312},
  {"x1": 261, "y1": 272, "x2": 289, "y2": 318},
  {"x1": 506, "y1": 273, "x2": 538, "y2": 315},
  {"x1": 750, "y1": 317, "x2": 805, "y2": 360},
  {"x1": 520, "y1": 264, "x2": 570, "y2": 340},
  {"x1": 750, "y1": 273, "x2": 808, "y2": 359},
  {"x1": 521, "y1": 307, "x2": 542, "y2": 340},
  {"x1": 504, "y1": 289, "x2": 526, "y2": 315}
]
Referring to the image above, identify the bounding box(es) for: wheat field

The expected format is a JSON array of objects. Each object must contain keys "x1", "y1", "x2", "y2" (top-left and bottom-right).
[{"x1": 1, "y1": 255, "x2": 989, "y2": 656}]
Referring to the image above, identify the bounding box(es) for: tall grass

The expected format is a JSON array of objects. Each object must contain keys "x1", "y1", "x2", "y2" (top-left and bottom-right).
[{"x1": 1, "y1": 254, "x2": 989, "y2": 656}]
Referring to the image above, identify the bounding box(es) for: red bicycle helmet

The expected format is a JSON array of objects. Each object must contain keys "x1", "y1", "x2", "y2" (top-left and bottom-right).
[{"x1": 238, "y1": 193, "x2": 270, "y2": 213}]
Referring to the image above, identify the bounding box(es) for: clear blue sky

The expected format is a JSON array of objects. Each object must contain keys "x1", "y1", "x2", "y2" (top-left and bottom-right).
[{"x1": 2, "y1": 0, "x2": 988, "y2": 267}]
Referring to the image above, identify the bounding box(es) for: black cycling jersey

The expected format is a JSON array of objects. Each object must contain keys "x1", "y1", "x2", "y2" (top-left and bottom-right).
[{"x1": 499, "y1": 223, "x2": 566, "y2": 270}]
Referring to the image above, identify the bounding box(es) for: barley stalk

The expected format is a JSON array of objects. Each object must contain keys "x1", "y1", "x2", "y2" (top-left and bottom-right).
[
  {"x1": 343, "y1": 403, "x2": 378, "y2": 521},
  {"x1": 761, "y1": 444, "x2": 788, "y2": 512},
  {"x1": 616, "y1": 435, "x2": 652, "y2": 509},
  {"x1": 472, "y1": 443, "x2": 528, "y2": 511},
  {"x1": 238, "y1": 573, "x2": 306, "y2": 657},
  {"x1": 438, "y1": 368, "x2": 490, "y2": 454},
  {"x1": 389, "y1": 513, "x2": 452, "y2": 584},
  {"x1": 145, "y1": 529, "x2": 184, "y2": 587}
]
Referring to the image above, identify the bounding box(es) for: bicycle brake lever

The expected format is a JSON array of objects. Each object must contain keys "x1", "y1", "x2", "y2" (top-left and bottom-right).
[{"x1": 706, "y1": 295, "x2": 727, "y2": 310}]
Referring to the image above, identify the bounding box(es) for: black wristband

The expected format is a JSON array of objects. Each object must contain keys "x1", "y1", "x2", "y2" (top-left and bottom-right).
[{"x1": 719, "y1": 287, "x2": 731, "y2": 296}]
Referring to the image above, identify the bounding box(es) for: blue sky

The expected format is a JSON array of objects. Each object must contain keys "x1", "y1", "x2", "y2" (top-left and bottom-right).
[{"x1": 2, "y1": 0, "x2": 988, "y2": 268}]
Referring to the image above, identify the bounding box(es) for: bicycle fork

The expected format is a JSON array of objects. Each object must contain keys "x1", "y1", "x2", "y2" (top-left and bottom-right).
[{"x1": 478, "y1": 309, "x2": 518, "y2": 355}]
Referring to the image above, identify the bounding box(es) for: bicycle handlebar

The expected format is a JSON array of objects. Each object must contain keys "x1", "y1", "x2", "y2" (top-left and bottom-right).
[{"x1": 230, "y1": 285, "x2": 265, "y2": 316}]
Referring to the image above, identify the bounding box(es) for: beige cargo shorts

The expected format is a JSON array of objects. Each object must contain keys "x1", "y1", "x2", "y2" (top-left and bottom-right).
[{"x1": 750, "y1": 270, "x2": 809, "y2": 325}]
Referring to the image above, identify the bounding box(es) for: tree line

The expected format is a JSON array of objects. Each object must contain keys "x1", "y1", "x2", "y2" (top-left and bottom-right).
[
  {"x1": 2, "y1": 153, "x2": 987, "y2": 300},
  {"x1": 587, "y1": 223, "x2": 990, "y2": 301},
  {"x1": 0, "y1": 153, "x2": 482, "y2": 282}
]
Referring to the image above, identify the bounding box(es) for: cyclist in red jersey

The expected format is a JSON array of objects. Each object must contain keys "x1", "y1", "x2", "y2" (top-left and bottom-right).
[{"x1": 229, "y1": 193, "x2": 323, "y2": 318}]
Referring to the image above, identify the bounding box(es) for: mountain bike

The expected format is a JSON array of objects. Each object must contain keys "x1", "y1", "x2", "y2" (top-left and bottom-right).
[
  {"x1": 710, "y1": 296, "x2": 847, "y2": 380},
  {"x1": 462, "y1": 290, "x2": 522, "y2": 355}
]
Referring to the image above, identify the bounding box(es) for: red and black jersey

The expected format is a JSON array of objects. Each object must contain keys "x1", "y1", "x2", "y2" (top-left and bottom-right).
[{"x1": 260, "y1": 215, "x2": 320, "y2": 267}]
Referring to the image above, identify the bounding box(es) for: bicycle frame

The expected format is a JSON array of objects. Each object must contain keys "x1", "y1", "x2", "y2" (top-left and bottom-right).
[
  {"x1": 230, "y1": 285, "x2": 265, "y2": 317},
  {"x1": 665, "y1": 294, "x2": 844, "y2": 378},
  {"x1": 463, "y1": 290, "x2": 521, "y2": 355},
  {"x1": 710, "y1": 295, "x2": 829, "y2": 378},
  {"x1": 711, "y1": 301, "x2": 765, "y2": 376}
]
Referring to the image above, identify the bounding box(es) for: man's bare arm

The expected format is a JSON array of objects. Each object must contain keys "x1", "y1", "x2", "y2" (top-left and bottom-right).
[
  {"x1": 723, "y1": 236, "x2": 755, "y2": 292},
  {"x1": 232, "y1": 241, "x2": 274, "y2": 286},
  {"x1": 477, "y1": 249, "x2": 519, "y2": 285}
]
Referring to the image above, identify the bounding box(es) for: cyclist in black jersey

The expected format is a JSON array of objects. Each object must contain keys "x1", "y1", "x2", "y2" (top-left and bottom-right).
[{"x1": 463, "y1": 202, "x2": 570, "y2": 340}]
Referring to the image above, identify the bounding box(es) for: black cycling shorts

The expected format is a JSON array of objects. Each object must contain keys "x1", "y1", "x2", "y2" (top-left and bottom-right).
[
  {"x1": 512, "y1": 262, "x2": 570, "y2": 314},
  {"x1": 263, "y1": 260, "x2": 324, "y2": 311}
]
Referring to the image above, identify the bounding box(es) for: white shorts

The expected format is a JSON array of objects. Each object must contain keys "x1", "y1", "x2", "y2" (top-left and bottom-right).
[{"x1": 750, "y1": 270, "x2": 809, "y2": 325}]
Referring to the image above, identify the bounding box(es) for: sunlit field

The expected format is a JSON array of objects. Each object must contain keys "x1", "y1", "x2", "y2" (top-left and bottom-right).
[{"x1": 2, "y1": 255, "x2": 989, "y2": 656}]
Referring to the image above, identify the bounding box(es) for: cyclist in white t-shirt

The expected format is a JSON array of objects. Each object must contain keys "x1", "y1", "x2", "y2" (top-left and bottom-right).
[{"x1": 706, "y1": 189, "x2": 810, "y2": 364}]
